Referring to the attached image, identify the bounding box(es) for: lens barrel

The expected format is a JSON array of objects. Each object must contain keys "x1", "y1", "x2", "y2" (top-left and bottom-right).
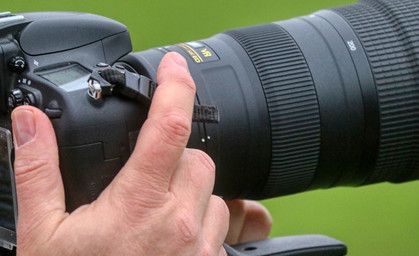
[
  {"x1": 223, "y1": 0, "x2": 419, "y2": 198},
  {"x1": 333, "y1": 0, "x2": 419, "y2": 185},
  {"x1": 126, "y1": 0, "x2": 419, "y2": 200}
]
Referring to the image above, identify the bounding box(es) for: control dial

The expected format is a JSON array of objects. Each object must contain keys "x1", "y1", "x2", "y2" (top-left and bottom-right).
[{"x1": 8, "y1": 89, "x2": 24, "y2": 110}]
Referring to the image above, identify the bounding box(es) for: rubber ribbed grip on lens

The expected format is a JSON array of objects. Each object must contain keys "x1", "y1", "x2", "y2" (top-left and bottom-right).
[
  {"x1": 225, "y1": 24, "x2": 321, "y2": 197},
  {"x1": 334, "y1": 0, "x2": 419, "y2": 184}
]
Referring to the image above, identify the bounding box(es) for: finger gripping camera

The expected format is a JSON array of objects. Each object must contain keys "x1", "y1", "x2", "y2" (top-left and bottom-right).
[{"x1": 1, "y1": 0, "x2": 419, "y2": 254}]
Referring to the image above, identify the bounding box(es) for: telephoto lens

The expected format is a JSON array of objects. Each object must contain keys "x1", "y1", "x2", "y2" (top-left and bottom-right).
[{"x1": 122, "y1": 0, "x2": 419, "y2": 200}]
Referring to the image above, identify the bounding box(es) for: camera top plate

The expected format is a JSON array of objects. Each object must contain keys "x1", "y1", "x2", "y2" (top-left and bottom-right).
[{"x1": 0, "y1": 12, "x2": 24, "y2": 26}]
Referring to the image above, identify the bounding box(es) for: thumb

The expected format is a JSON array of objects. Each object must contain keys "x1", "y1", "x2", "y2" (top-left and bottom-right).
[{"x1": 11, "y1": 106, "x2": 65, "y2": 229}]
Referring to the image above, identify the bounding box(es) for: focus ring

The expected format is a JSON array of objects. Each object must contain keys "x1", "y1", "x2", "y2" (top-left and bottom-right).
[
  {"x1": 225, "y1": 24, "x2": 321, "y2": 197},
  {"x1": 334, "y1": 0, "x2": 419, "y2": 183}
]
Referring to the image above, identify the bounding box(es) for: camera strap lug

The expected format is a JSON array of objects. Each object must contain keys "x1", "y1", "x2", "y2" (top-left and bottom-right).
[{"x1": 88, "y1": 67, "x2": 219, "y2": 123}]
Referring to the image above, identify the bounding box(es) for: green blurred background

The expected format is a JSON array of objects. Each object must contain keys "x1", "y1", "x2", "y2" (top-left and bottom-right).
[{"x1": 3, "y1": 0, "x2": 419, "y2": 255}]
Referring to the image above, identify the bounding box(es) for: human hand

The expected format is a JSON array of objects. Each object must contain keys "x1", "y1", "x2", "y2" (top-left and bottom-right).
[
  {"x1": 12, "y1": 52, "x2": 230, "y2": 255},
  {"x1": 225, "y1": 200, "x2": 272, "y2": 244}
]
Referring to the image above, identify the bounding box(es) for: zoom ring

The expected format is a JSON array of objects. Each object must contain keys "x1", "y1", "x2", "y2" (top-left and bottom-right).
[
  {"x1": 225, "y1": 24, "x2": 321, "y2": 197},
  {"x1": 334, "y1": 0, "x2": 419, "y2": 183}
]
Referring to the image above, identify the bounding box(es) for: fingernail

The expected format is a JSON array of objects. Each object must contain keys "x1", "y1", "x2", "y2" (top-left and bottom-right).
[
  {"x1": 171, "y1": 52, "x2": 189, "y2": 71},
  {"x1": 12, "y1": 110, "x2": 36, "y2": 148}
]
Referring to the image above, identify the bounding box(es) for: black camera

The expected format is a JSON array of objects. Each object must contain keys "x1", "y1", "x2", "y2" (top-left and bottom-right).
[{"x1": 0, "y1": 0, "x2": 418, "y2": 254}]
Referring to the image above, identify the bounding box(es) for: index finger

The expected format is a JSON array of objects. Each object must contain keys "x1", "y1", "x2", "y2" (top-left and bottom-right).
[{"x1": 116, "y1": 52, "x2": 196, "y2": 194}]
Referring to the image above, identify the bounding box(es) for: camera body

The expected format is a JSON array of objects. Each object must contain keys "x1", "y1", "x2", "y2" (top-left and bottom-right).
[
  {"x1": 1, "y1": 10, "x2": 277, "y2": 216},
  {"x1": 0, "y1": 12, "x2": 156, "y2": 211},
  {"x1": 1, "y1": 2, "x2": 418, "y2": 253},
  {"x1": 3, "y1": 0, "x2": 419, "y2": 215},
  {"x1": 0, "y1": 12, "x2": 285, "y2": 254}
]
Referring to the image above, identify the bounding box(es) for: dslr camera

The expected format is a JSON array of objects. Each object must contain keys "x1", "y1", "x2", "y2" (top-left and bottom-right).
[{"x1": 0, "y1": 0, "x2": 418, "y2": 255}]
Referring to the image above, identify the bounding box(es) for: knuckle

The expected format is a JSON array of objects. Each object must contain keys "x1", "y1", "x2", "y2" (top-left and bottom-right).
[
  {"x1": 219, "y1": 248, "x2": 228, "y2": 256},
  {"x1": 201, "y1": 245, "x2": 215, "y2": 256},
  {"x1": 211, "y1": 196, "x2": 230, "y2": 222},
  {"x1": 156, "y1": 110, "x2": 191, "y2": 147},
  {"x1": 14, "y1": 159, "x2": 57, "y2": 184},
  {"x1": 174, "y1": 73, "x2": 196, "y2": 94},
  {"x1": 187, "y1": 149, "x2": 216, "y2": 173},
  {"x1": 264, "y1": 214, "x2": 273, "y2": 233},
  {"x1": 226, "y1": 199, "x2": 246, "y2": 214},
  {"x1": 184, "y1": 149, "x2": 216, "y2": 189},
  {"x1": 174, "y1": 211, "x2": 200, "y2": 245},
  {"x1": 241, "y1": 201, "x2": 273, "y2": 238},
  {"x1": 248, "y1": 203, "x2": 273, "y2": 232},
  {"x1": 201, "y1": 243, "x2": 225, "y2": 256},
  {"x1": 108, "y1": 178, "x2": 169, "y2": 220}
]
